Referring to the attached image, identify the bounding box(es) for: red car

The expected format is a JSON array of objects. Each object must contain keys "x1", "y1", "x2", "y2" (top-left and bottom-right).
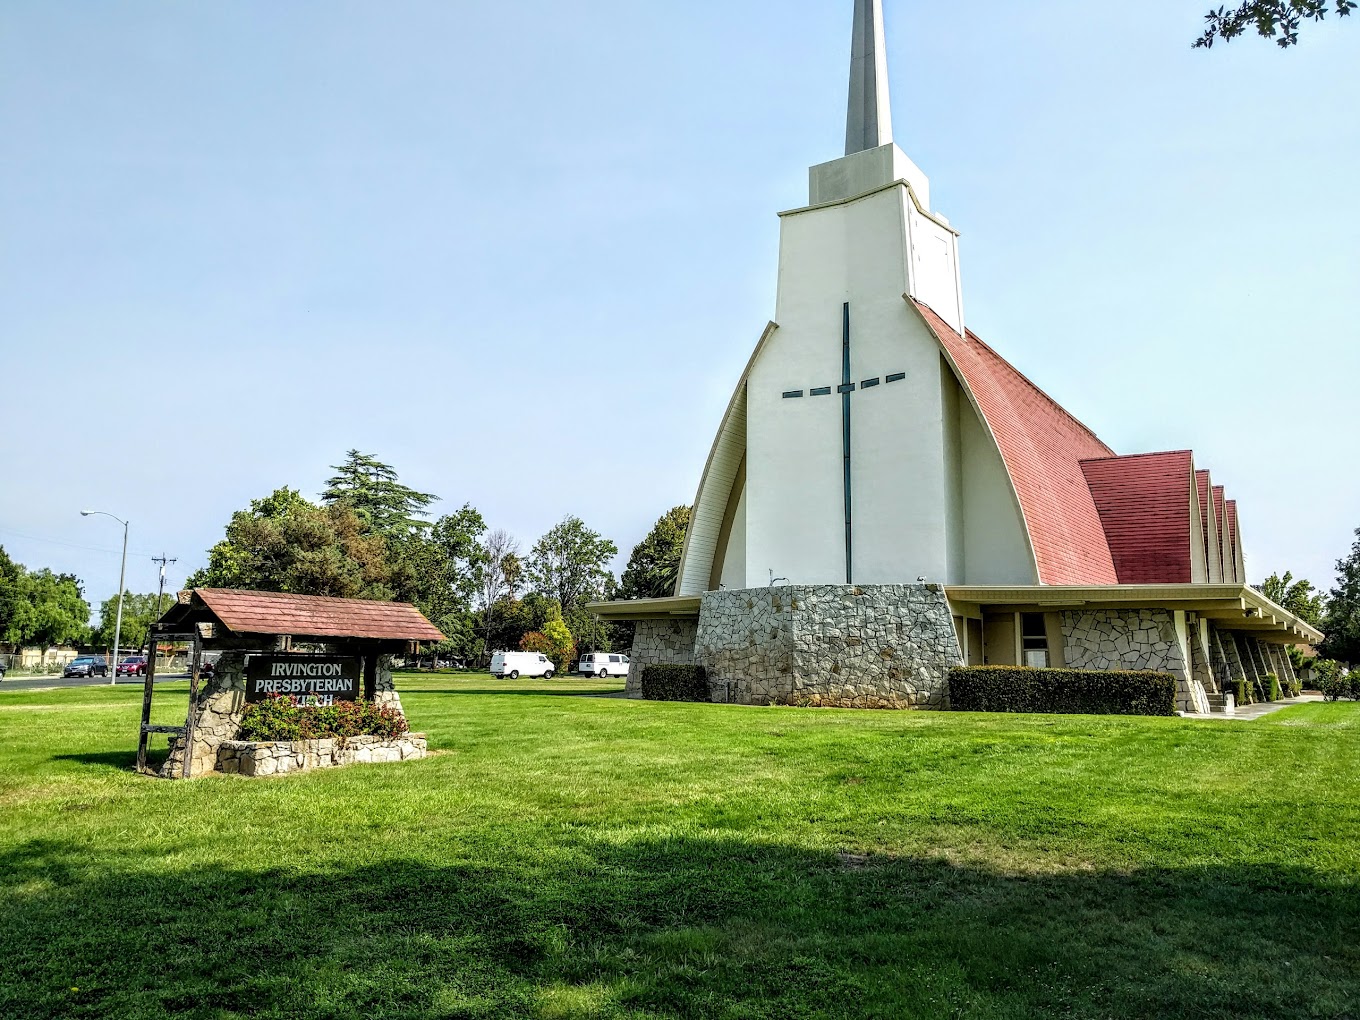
[{"x1": 115, "y1": 656, "x2": 149, "y2": 677}]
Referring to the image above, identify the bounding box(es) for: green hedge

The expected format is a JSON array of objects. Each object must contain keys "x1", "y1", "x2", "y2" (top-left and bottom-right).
[
  {"x1": 640, "y1": 664, "x2": 710, "y2": 703},
  {"x1": 1233, "y1": 678, "x2": 1251, "y2": 707},
  {"x1": 948, "y1": 666, "x2": 1177, "y2": 717}
]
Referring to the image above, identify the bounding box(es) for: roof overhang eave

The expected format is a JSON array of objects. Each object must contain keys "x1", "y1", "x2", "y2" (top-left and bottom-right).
[
  {"x1": 945, "y1": 584, "x2": 1324, "y2": 645},
  {"x1": 586, "y1": 596, "x2": 703, "y2": 622}
]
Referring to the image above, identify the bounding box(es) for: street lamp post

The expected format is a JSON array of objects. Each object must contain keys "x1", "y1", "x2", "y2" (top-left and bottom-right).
[{"x1": 82, "y1": 511, "x2": 128, "y2": 686}]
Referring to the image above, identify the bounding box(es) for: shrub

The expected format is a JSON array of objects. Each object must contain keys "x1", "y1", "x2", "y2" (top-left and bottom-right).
[
  {"x1": 1264, "y1": 673, "x2": 1282, "y2": 703},
  {"x1": 1320, "y1": 672, "x2": 1360, "y2": 702},
  {"x1": 948, "y1": 666, "x2": 1177, "y2": 717},
  {"x1": 1232, "y1": 678, "x2": 1251, "y2": 707},
  {"x1": 521, "y1": 613, "x2": 575, "y2": 675},
  {"x1": 1312, "y1": 658, "x2": 1342, "y2": 690},
  {"x1": 640, "y1": 664, "x2": 709, "y2": 703},
  {"x1": 238, "y1": 695, "x2": 410, "y2": 742}
]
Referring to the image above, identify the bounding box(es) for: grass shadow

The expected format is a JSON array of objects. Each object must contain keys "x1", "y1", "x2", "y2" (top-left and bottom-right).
[
  {"x1": 52, "y1": 749, "x2": 169, "y2": 773},
  {"x1": 1, "y1": 835, "x2": 1357, "y2": 1019}
]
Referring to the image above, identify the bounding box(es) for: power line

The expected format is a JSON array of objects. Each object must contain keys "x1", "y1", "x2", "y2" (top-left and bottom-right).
[{"x1": 0, "y1": 525, "x2": 160, "y2": 560}]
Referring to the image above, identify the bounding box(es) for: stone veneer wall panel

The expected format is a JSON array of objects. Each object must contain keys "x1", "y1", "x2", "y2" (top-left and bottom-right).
[
  {"x1": 696, "y1": 585, "x2": 960, "y2": 709},
  {"x1": 217, "y1": 733, "x2": 427, "y2": 776},
  {"x1": 1061, "y1": 609, "x2": 1208, "y2": 713},
  {"x1": 626, "y1": 619, "x2": 699, "y2": 698}
]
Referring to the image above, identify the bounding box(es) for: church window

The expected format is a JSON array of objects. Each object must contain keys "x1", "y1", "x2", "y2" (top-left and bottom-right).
[
  {"x1": 1022, "y1": 613, "x2": 1050, "y2": 668},
  {"x1": 886, "y1": 372, "x2": 906, "y2": 383},
  {"x1": 811, "y1": 387, "x2": 832, "y2": 396},
  {"x1": 782, "y1": 390, "x2": 804, "y2": 399},
  {"x1": 837, "y1": 383, "x2": 856, "y2": 394},
  {"x1": 861, "y1": 377, "x2": 880, "y2": 388}
]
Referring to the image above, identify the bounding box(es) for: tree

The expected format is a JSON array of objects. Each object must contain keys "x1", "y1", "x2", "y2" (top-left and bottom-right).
[
  {"x1": 1258, "y1": 571, "x2": 1327, "y2": 629},
  {"x1": 322, "y1": 450, "x2": 436, "y2": 537},
  {"x1": 525, "y1": 516, "x2": 618, "y2": 616},
  {"x1": 482, "y1": 593, "x2": 558, "y2": 655},
  {"x1": 186, "y1": 488, "x2": 392, "y2": 600},
  {"x1": 0, "y1": 547, "x2": 24, "y2": 649},
  {"x1": 1320, "y1": 529, "x2": 1360, "y2": 666},
  {"x1": 619, "y1": 506, "x2": 691, "y2": 601},
  {"x1": 94, "y1": 593, "x2": 166, "y2": 653},
  {"x1": 0, "y1": 549, "x2": 90, "y2": 651},
  {"x1": 387, "y1": 504, "x2": 488, "y2": 656},
  {"x1": 520, "y1": 604, "x2": 575, "y2": 673},
  {"x1": 1195, "y1": 1, "x2": 1353, "y2": 48},
  {"x1": 477, "y1": 529, "x2": 521, "y2": 663}
]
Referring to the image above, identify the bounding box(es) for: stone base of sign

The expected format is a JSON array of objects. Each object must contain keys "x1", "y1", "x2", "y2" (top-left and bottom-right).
[
  {"x1": 216, "y1": 733, "x2": 428, "y2": 776},
  {"x1": 160, "y1": 652, "x2": 409, "y2": 779}
]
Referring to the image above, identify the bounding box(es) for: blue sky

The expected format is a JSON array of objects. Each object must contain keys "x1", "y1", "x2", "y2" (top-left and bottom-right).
[{"x1": 1, "y1": 0, "x2": 1356, "y2": 612}]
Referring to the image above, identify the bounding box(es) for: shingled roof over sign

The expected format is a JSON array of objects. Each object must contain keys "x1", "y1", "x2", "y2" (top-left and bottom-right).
[{"x1": 165, "y1": 589, "x2": 445, "y2": 642}]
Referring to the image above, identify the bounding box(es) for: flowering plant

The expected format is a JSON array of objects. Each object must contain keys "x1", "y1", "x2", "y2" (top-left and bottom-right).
[{"x1": 238, "y1": 695, "x2": 409, "y2": 741}]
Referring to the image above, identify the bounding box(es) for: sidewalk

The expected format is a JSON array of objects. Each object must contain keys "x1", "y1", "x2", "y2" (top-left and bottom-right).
[{"x1": 1184, "y1": 693, "x2": 1323, "y2": 721}]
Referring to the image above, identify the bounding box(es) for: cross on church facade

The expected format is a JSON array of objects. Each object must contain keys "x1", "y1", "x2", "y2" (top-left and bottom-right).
[{"x1": 780, "y1": 302, "x2": 906, "y2": 584}]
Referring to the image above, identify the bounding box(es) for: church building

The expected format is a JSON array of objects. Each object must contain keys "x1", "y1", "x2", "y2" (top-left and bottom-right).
[{"x1": 591, "y1": 0, "x2": 1321, "y2": 712}]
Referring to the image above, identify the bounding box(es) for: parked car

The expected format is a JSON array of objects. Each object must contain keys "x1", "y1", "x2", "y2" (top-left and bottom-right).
[
  {"x1": 490, "y1": 651, "x2": 556, "y2": 680},
  {"x1": 578, "y1": 652, "x2": 630, "y2": 678},
  {"x1": 63, "y1": 656, "x2": 109, "y2": 678},
  {"x1": 116, "y1": 656, "x2": 149, "y2": 677}
]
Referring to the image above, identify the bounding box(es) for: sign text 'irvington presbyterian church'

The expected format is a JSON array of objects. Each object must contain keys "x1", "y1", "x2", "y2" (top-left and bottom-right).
[{"x1": 245, "y1": 655, "x2": 361, "y2": 706}]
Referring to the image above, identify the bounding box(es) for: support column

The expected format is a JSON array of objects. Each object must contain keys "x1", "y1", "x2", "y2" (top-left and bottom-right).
[
  {"x1": 1235, "y1": 634, "x2": 1261, "y2": 694},
  {"x1": 1187, "y1": 614, "x2": 1218, "y2": 694},
  {"x1": 1278, "y1": 645, "x2": 1299, "y2": 690},
  {"x1": 1209, "y1": 627, "x2": 1232, "y2": 689}
]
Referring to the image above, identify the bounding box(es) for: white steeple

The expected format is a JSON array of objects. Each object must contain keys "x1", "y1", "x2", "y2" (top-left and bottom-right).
[{"x1": 845, "y1": 0, "x2": 893, "y2": 155}]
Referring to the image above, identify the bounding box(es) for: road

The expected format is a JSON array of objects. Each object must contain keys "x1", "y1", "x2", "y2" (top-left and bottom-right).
[{"x1": 0, "y1": 673, "x2": 192, "y2": 693}]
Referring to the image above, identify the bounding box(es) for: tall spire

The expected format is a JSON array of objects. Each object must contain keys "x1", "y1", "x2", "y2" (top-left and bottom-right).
[{"x1": 845, "y1": 0, "x2": 893, "y2": 155}]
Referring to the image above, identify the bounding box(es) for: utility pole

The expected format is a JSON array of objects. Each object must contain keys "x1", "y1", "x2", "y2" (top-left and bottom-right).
[
  {"x1": 152, "y1": 554, "x2": 177, "y2": 656},
  {"x1": 152, "y1": 554, "x2": 178, "y2": 618}
]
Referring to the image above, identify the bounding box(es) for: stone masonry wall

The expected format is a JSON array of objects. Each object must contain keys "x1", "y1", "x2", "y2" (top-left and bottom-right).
[
  {"x1": 1060, "y1": 609, "x2": 1208, "y2": 713},
  {"x1": 217, "y1": 733, "x2": 427, "y2": 776},
  {"x1": 626, "y1": 619, "x2": 699, "y2": 697},
  {"x1": 696, "y1": 585, "x2": 961, "y2": 709}
]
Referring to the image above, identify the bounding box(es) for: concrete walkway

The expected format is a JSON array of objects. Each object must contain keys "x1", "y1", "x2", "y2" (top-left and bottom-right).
[{"x1": 1183, "y1": 693, "x2": 1324, "y2": 721}]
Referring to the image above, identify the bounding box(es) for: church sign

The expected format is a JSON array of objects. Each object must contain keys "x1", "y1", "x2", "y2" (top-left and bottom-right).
[{"x1": 245, "y1": 655, "x2": 361, "y2": 706}]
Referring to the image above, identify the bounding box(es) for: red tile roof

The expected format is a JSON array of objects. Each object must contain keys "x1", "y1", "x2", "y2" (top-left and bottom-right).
[
  {"x1": 1213, "y1": 486, "x2": 1228, "y2": 581},
  {"x1": 1080, "y1": 452, "x2": 1194, "y2": 584},
  {"x1": 193, "y1": 589, "x2": 445, "y2": 642},
  {"x1": 913, "y1": 300, "x2": 1118, "y2": 585}
]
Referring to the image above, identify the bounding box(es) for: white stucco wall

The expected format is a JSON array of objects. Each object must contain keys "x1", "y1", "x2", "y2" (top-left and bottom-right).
[
  {"x1": 908, "y1": 208, "x2": 962, "y2": 334},
  {"x1": 746, "y1": 184, "x2": 957, "y2": 587},
  {"x1": 958, "y1": 389, "x2": 1037, "y2": 584},
  {"x1": 720, "y1": 483, "x2": 747, "y2": 590},
  {"x1": 941, "y1": 363, "x2": 965, "y2": 584}
]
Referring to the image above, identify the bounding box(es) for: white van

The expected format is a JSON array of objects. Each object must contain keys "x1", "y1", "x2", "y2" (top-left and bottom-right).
[
  {"x1": 490, "y1": 651, "x2": 555, "y2": 680},
  {"x1": 578, "y1": 652, "x2": 630, "y2": 678}
]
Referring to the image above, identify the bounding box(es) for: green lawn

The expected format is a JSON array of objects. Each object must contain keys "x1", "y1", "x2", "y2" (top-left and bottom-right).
[{"x1": 1, "y1": 674, "x2": 1357, "y2": 1019}]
